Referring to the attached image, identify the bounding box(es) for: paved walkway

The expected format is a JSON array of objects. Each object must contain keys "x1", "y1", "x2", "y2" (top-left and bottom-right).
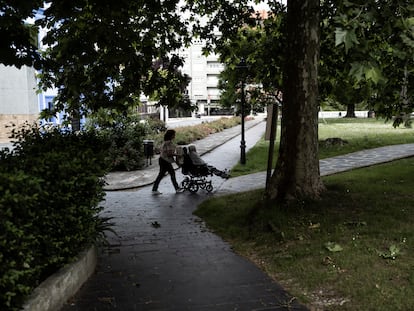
[{"x1": 62, "y1": 119, "x2": 414, "y2": 311}]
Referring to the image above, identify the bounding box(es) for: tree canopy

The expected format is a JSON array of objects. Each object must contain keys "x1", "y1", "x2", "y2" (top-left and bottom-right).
[
  {"x1": 39, "y1": 0, "x2": 193, "y2": 119},
  {"x1": 1, "y1": 0, "x2": 193, "y2": 120},
  {"x1": 0, "y1": 0, "x2": 43, "y2": 68},
  {"x1": 329, "y1": 0, "x2": 414, "y2": 124}
]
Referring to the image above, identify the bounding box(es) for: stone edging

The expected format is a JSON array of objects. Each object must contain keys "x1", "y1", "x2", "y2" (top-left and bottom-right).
[{"x1": 22, "y1": 246, "x2": 97, "y2": 311}]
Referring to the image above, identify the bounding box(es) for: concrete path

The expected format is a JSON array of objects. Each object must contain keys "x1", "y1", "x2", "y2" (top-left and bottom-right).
[{"x1": 61, "y1": 118, "x2": 414, "y2": 311}]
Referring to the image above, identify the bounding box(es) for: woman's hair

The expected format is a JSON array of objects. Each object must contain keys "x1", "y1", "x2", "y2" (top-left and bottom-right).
[{"x1": 164, "y1": 129, "x2": 176, "y2": 141}]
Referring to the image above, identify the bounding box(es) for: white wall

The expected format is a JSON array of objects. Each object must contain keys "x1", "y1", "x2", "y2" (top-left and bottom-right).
[
  {"x1": 319, "y1": 111, "x2": 369, "y2": 118},
  {"x1": 0, "y1": 64, "x2": 38, "y2": 114}
]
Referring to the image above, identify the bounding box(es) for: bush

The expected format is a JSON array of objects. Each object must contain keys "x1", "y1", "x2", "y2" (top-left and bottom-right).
[
  {"x1": 146, "y1": 116, "x2": 167, "y2": 134},
  {"x1": 85, "y1": 113, "x2": 165, "y2": 171},
  {"x1": 97, "y1": 120, "x2": 146, "y2": 171},
  {"x1": 153, "y1": 116, "x2": 241, "y2": 150},
  {"x1": 0, "y1": 124, "x2": 111, "y2": 311}
]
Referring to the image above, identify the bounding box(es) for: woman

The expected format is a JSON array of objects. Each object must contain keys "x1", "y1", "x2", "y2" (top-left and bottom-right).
[{"x1": 152, "y1": 129, "x2": 184, "y2": 195}]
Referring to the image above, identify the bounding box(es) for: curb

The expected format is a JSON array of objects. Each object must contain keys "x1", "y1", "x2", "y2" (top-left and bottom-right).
[{"x1": 22, "y1": 246, "x2": 97, "y2": 311}]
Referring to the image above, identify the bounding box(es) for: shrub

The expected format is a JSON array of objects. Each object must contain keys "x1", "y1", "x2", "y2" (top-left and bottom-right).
[
  {"x1": 85, "y1": 113, "x2": 151, "y2": 171},
  {"x1": 152, "y1": 116, "x2": 241, "y2": 150},
  {"x1": 0, "y1": 124, "x2": 111, "y2": 311},
  {"x1": 98, "y1": 121, "x2": 146, "y2": 171},
  {"x1": 146, "y1": 116, "x2": 167, "y2": 134}
]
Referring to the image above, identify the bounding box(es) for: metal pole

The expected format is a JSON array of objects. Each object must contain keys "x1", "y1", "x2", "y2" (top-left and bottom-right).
[
  {"x1": 240, "y1": 78, "x2": 246, "y2": 164},
  {"x1": 266, "y1": 102, "x2": 278, "y2": 191}
]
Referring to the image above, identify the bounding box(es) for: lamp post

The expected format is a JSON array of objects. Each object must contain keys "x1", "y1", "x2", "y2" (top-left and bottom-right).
[{"x1": 237, "y1": 58, "x2": 248, "y2": 165}]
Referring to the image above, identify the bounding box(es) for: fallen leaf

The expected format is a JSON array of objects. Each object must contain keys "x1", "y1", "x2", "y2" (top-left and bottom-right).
[
  {"x1": 325, "y1": 242, "x2": 343, "y2": 252},
  {"x1": 151, "y1": 221, "x2": 161, "y2": 228}
]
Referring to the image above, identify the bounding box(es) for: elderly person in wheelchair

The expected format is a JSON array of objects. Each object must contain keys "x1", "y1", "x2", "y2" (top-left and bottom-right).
[{"x1": 179, "y1": 145, "x2": 230, "y2": 193}]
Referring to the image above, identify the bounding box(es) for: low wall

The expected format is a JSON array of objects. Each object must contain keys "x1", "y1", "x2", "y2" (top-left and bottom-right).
[
  {"x1": 319, "y1": 111, "x2": 369, "y2": 118},
  {"x1": 22, "y1": 246, "x2": 97, "y2": 311}
]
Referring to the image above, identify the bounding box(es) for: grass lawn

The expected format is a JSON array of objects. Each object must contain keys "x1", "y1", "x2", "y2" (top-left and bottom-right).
[{"x1": 195, "y1": 118, "x2": 414, "y2": 310}]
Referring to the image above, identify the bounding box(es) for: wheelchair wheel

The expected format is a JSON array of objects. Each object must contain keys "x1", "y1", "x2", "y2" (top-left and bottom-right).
[
  {"x1": 205, "y1": 184, "x2": 213, "y2": 193},
  {"x1": 181, "y1": 180, "x2": 188, "y2": 189},
  {"x1": 188, "y1": 182, "x2": 199, "y2": 193},
  {"x1": 181, "y1": 177, "x2": 190, "y2": 189}
]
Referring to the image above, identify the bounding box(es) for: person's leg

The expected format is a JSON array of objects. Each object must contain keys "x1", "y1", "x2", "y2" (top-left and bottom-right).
[
  {"x1": 166, "y1": 162, "x2": 180, "y2": 190},
  {"x1": 210, "y1": 166, "x2": 221, "y2": 176},
  {"x1": 152, "y1": 158, "x2": 168, "y2": 191},
  {"x1": 210, "y1": 166, "x2": 230, "y2": 178},
  {"x1": 200, "y1": 164, "x2": 210, "y2": 175}
]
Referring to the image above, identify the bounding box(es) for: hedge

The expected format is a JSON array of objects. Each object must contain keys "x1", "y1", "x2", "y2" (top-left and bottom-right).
[{"x1": 0, "y1": 124, "x2": 111, "y2": 311}]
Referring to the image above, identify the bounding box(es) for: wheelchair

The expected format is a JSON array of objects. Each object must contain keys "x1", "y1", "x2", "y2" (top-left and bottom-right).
[{"x1": 180, "y1": 164, "x2": 214, "y2": 194}]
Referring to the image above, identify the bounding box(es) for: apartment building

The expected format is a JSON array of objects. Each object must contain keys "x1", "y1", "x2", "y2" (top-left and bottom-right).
[{"x1": 179, "y1": 40, "x2": 224, "y2": 116}]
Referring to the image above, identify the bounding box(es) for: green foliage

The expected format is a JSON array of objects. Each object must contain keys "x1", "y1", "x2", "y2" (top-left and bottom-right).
[
  {"x1": 0, "y1": 123, "x2": 111, "y2": 311},
  {"x1": 2, "y1": 1, "x2": 193, "y2": 121},
  {"x1": 0, "y1": 0, "x2": 43, "y2": 68},
  {"x1": 145, "y1": 117, "x2": 167, "y2": 135},
  {"x1": 215, "y1": 6, "x2": 286, "y2": 111},
  {"x1": 87, "y1": 113, "x2": 147, "y2": 171},
  {"x1": 85, "y1": 110, "x2": 167, "y2": 171},
  {"x1": 35, "y1": 0, "x2": 191, "y2": 120},
  {"x1": 150, "y1": 58, "x2": 194, "y2": 112},
  {"x1": 199, "y1": 0, "x2": 414, "y2": 122},
  {"x1": 184, "y1": 1, "x2": 258, "y2": 54},
  {"x1": 331, "y1": 0, "x2": 414, "y2": 120},
  {"x1": 335, "y1": 27, "x2": 359, "y2": 53},
  {"x1": 150, "y1": 117, "x2": 241, "y2": 150},
  {"x1": 174, "y1": 117, "x2": 240, "y2": 146}
]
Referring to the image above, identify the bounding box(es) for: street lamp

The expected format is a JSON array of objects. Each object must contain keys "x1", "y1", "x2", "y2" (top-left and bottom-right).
[{"x1": 237, "y1": 57, "x2": 248, "y2": 165}]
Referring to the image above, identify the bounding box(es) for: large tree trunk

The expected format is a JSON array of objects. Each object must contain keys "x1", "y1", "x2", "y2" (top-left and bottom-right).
[
  {"x1": 345, "y1": 103, "x2": 356, "y2": 118},
  {"x1": 267, "y1": 0, "x2": 325, "y2": 202}
]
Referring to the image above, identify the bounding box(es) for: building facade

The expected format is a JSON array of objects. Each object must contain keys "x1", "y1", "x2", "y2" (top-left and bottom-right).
[
  {"x1": 0, "y1": 64, "x2": 39, "y2": 142},
  {"x1": 179, "y1": 40, "x2": 224, "y2": 116}
]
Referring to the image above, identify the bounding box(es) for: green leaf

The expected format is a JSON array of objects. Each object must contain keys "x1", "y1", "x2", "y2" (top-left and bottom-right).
[
  {"x1": 378, "y1": 244, "x2": 401, "y2": 260},
  {"x1": 365, "y1": 66, "x2": 385, "y2": 84},
  {"x1": 325, "y1": 242, "x2": 343, "y2": 252},
  {"x1": 349, "y1": 62, "x2": 386, "y2": 84},
  {"x1": 335, "y1": 28, "x2": 359, "y2": 53},
  {"x1": 335, "y1": 28, "x2": 347, "y2": 47},
  {"x1": 349, "y1": 62, "x2": 365, "y2": 81}
]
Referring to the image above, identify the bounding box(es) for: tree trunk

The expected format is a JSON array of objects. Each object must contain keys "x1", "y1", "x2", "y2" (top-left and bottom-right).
[
  {"x1": 267, "y1": 0, "x2": 325, "y2": 202},
  {"x1": 345, "y1": 103, "x2": 356, "y2": 118}
]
